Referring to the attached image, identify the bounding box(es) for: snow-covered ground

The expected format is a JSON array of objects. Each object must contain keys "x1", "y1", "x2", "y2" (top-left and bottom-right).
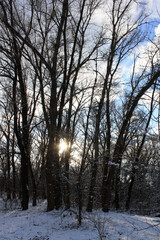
[{"x1": 0, "y1": 199, "x2": 160, "y2": 240}]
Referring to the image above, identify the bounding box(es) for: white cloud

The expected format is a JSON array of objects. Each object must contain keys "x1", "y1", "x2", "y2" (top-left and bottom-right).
[
  {"x1": 126, "y1": 21, "x2": 160, "y2": 75},
  {"x1": 92, "y1": 0, "x2": 160, "y2": 25},
  {"x1": 146, "y1": 0, "x2": 160, "y2": 19},
  {"x1": 92, "y1": 7, "x2": 107, "y2": 26},
  {"x1": 155, "y1": 24, "x2": 160, "y2": 37}
]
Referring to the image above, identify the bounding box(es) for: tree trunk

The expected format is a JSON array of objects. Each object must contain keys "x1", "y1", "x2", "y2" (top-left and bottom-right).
[
  {"x1": 86, "y1": 160, "x2": 98, "y2": 212},
  {"x1": 11, "y1": 133, "x2": 16, "y2": 199},
  {"x1": 29, "y1": 161, "x2": 37, "y2": 206},
  {"x1": 54, "y1": 152, "x2": 62, "y2": 210},
  {"x1": 7, "y1": 129, "x2": 11, "y2": 200},
  {"x1": 63, "y1": 151, "x2": 70, "y2": 209},
  {"x1": 102, "y1": 165, "x2": 115, "y2": 212},
  {"x1": 87, "y1": 93, "x2": 104, "y2": 212},
  {"x1": 126, "y1": 174, "x2": 135, "y2": 210},
  {"x1": 46, "y1": 139, "x2": 62, "y2": 211},
  {"x1": 21, "y1": 154, "x2": 29, "y2": 210},
  {"x1": 115, "y1": 168, "x2": 120, "y2": 210},
  {"x1": 46, "y1": 140, "x2": 55, "y2": 211}
]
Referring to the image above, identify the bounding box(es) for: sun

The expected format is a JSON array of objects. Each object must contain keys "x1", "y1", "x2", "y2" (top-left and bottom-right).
[{"x1": 59, "y1": 139, "x2": 68, "y2": 154}]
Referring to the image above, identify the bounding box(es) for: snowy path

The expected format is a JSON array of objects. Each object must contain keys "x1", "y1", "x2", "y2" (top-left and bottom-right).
[{"x1": 0, "y1": 200, "x2": 160, "y2": 240}]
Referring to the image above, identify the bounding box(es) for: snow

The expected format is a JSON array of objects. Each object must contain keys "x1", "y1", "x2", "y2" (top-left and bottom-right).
[{"x1": 0, "y1": 199, "x2": 160, "y2": 240}]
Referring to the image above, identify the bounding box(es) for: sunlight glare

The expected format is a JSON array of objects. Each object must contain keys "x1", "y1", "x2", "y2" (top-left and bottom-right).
[{"x1": 59, "y1": 139, "x2": 68, "y2": 154}]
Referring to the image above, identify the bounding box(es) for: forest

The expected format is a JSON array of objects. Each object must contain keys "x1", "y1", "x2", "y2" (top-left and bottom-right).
[{"x1": 0, "y1": 0, "x2": 160, "y2": 226}]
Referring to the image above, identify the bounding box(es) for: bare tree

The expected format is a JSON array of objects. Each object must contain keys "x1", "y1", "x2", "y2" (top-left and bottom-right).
[
  {"x1": 86, "y1": 0, "x2": 147, "y2": 212},
  {"x1": 0, "y1": 0, "x2": 40, "y2": 209},
  {"x1": 0, "y1": 0, "x2": 103, "y2": 211}
]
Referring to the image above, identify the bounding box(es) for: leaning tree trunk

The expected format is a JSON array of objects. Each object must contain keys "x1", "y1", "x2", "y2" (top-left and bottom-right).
[
  {"x1": 126, "y1": 83, "x2": 155, "y2": 210},
  {"x1": 101, "y1": 72, "x2": 160, "y2": 212}
]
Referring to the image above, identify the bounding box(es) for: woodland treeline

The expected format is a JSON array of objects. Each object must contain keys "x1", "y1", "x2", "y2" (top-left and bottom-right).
[{"x1": 0, "y1": 0, "x2": 160, "y2": 224}]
